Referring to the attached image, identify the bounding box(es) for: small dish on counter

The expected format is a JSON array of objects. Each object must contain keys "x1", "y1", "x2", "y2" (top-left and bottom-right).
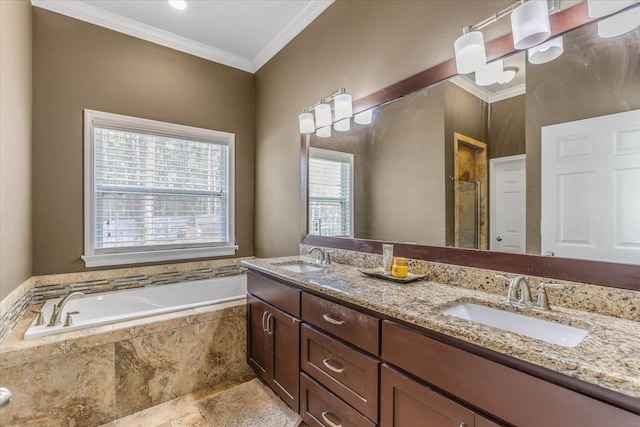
[{"x1": 358, "y1": 267, "x2": 427, "y2": 283}]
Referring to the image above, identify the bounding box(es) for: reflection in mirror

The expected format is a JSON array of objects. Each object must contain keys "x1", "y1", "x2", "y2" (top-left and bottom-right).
[{"x1": 308, "y1": 13, "x2": 640, "y2": 265}]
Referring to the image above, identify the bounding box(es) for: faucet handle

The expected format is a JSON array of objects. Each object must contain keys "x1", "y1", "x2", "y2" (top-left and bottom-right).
[
  {"x1": 534, "y1": 284, "x2": 565, "y2": 310},
  {"x1": 325, "y1": 250, "x2": 334, "y2": 265},
  {"x1": 539, "y1": 283, "x2": 565, "y2": 290},
  {"x1": 495, "y1": 275, "x2": 511, "y2": 282},
  {"x1": 31, "y1": 309, "x2": 45, "y2": 326},
  {"x1": 64, "y1": 311, "x2": 80, "y2": 327}
]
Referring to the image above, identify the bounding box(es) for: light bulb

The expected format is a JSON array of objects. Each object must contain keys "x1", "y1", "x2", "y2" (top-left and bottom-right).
[
  {"x1": 298, "y1": 112, "x2": 315, "y2": 134},
  {"x1": 334, "y1": 94, "x2": 352, "y2": 120},
  {"x1": 315, "y1": 103, "x2": 332, "y2": 128},
  {"x1": 334, "y1": 118, "x2": 350, "y2": 132},
  {"x1": 454, "y1": 31, "x2": 486, "y2": 74},
  {"x1": 511, "y1": 0, "x2": 551, "y2": 49},
  {"x1": 169, "y1": 0, "x2": 188, "y2": 10}
]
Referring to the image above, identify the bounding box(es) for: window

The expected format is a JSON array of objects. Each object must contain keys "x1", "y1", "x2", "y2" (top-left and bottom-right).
[
  {"x1": 82, "y1": 110, "x2": 236, "y2": 267},
  {"x1": 309, "y1": 147, "x2": 354, "y2": 237}
]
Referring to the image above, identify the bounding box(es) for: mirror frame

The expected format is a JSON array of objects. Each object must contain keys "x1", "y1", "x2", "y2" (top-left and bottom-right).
[{"x1": 301, "y1": 1, "x2": 640, "y2": 291}]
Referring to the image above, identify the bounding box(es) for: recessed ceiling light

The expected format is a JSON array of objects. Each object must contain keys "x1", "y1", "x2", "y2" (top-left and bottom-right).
[
  {"x1": 168, "y1": 0, "x2": 188, "y2": 10},
  {"x1": 498, "y1": 67, "x2": 518, "y2": 84}
]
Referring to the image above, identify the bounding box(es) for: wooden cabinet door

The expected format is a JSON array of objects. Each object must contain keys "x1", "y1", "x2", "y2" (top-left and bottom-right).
[
  {"x1": 268, "y1": 303, "x2": 301, "y2": 413},
  {"x1": 381, "y1": 364, "x2": 475, "y2": 427},
  {"x1": 247, "y1": 295, "x2": 271, "y2": 381}
]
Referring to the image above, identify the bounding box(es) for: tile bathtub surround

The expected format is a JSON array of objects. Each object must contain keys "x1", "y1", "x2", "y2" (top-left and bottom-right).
[
  {"x1": 0, "y1": 257, "x2": 253, "y2": 343},
  {"x1": 0, "y1": 302, "x2": 254, "y2": 426},
  {"x1": 300, "y1": 244, "x2": 640, "y2": 322}
]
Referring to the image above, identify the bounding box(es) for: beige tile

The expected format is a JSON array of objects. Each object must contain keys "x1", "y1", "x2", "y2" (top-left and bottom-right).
[{"x1": 0, "y1": 344, "x2": 115, "y2": 426}]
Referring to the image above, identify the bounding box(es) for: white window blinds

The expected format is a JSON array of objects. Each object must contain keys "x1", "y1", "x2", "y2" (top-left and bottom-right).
[
  {"x1": 309, "y1": 148, "x2": 354, "y2": 237},
  {"x1": 83, "y1": 110, "x2": 236, "y2": 267}
]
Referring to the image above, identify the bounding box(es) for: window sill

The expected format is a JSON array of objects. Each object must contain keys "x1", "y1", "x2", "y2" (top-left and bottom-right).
[{"x1": 82, "y1": 245, "x2": 239, "y2": 268}]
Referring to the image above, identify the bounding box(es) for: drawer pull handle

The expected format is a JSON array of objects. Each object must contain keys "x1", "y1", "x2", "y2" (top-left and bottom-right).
[
  {"x1": 322, "y1": 314, "x2": 345, "y2": 325},
  {"x1": 321, "y1": 411, "x2": 342, "y2": 427},
  {"x1": 266, "y1": 313, "x2": 274, "y2": 335},
  {"x1": 261, "y1": 311, "x2": 269, "y2": 332},
  {"x1": 322, "y1": 358, "x2": 344, "y2": 374}
]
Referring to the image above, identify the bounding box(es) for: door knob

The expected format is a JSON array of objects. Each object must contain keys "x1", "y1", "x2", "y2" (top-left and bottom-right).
[{"x1": 496, "y1": 236, "x2": 502, "y2": 242}]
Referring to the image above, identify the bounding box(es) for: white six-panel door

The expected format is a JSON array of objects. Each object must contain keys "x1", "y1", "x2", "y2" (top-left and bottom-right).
[
  {"x1": 490, "y1": 155, "x2": 526, "y2": 254},
  {"x1": 541, "y1": 109, "x2": 640, "y2": 265}
]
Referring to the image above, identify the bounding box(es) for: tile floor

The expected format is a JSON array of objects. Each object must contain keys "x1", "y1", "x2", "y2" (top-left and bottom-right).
[{"x1": 100, "y1": 379, "x2": 308, "y2": 427}]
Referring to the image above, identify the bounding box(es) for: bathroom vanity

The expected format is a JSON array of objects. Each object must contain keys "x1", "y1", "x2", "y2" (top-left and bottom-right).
[{"x1": 244, "y1": 258, "x2": 640, "y2": 427}]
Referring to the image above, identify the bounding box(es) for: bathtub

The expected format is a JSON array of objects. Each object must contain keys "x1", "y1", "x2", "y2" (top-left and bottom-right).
[{"x1": 24, "y1": 275, "x2": 247, "y2": 339}]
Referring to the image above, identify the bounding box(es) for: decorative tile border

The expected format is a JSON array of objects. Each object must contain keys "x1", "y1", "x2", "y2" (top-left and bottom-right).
[
  {"x1": 300, "y1": 244, "x2": 640, "y2": 322},
  {"x1": 0, "y1": 257, "x2": 254, "y2": 344}
]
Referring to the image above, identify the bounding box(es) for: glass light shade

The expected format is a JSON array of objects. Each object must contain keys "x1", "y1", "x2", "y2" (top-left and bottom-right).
[
  {"x1": 511, "y1": 0, "x2": 551, "y2": 49},
  {"x1": 334, "y1": 94, "x2": 353, "y2": 120},
  {"x1": 334, "y1": 118, "x2": 350, "y2": 132},
  {"x1": 475, "y1": 60, "x2": 504, "y2": 86},
  {"x1": 168, "y1": 0, "x2": 188, "y2": 10},
  {"x1": 315, "y1": 103, "x2": 332, "y2": 128},
  {"x1": 597, "y1": 7, "x2": 640, "y2": 38},
  {"x1": 354, "y1": 110, "x2": 373, "y2": 125},
  {"x1": 298, "y1": 112, "x2": 315, "y2": 134},
  {"x1": 587, "y1": 0, "x2": 634, "y2": 18},
  {"x1": 528, "y1": 36, "x2": 564, "y2": 64},
  {"x1": 316, "y1": 126, "x2": 331, "y2": 138},
  {"x1": 454, "y1": 31, "x2": 487, "y2": 74},
  {"x1": 497, "y1": 68, "x2": 517, "y2": 84}
]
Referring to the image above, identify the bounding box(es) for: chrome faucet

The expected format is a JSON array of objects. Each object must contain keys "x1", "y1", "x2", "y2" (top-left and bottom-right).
[
  {"x1": 498, "y1": 275, "x2": 532, "y2": 306},
  {"x1": 48, "y1": 292, "x2": 85, "y2": 326},
  {"x1": 309, "y1": 247, "x2": 333, "y2": 265}
]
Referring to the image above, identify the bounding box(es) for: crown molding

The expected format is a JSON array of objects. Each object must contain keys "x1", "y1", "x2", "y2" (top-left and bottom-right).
[
  {"x1": 449, "y1": 76, "x2": 491, "y2": 103},
  {"x1": 251, "y1": 0, "x2": 334, "y2": 72},
  {"x1": 32, "y1": 0, "x2": 253, "y2": 72},
  {"x1": 489, "y1": 83, "x2": 526, "y2": 103},
  {"x1": 449, "y1": 76, "x2": 526, "y2": 104}
]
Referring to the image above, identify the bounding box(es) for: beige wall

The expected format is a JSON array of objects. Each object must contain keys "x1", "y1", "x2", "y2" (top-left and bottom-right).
[
  {"x1": 32, "y1": 9, "x2": 255, "y2": 275},
  {"x1": 254, "y1": 0, "x2": 515, "y2": 257},
  {"x1": 0, "y1": 0, "x2": 33, "y2": 300}
]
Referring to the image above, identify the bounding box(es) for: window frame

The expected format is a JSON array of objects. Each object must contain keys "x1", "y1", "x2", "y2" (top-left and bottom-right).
[
  {"x1": 308, "y1": 147, "x2": 355, "y2": 238},
  {"x1": 82, "y1": 109, "x2": 237, "y2": 268}
]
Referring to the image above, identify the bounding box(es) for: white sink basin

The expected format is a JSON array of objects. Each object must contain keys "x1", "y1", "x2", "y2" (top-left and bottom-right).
[
  {"x1": 278, "y1": 263, "x2": 323, "y2": 273},
  {"x1": 442, "y1": 303, "x2": 588, "y2": 348}
]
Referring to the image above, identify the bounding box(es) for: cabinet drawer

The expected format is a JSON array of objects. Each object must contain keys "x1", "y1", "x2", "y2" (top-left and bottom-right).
[
  {"x1": 301, "y1": 324, "x2": 379, "y2": 421},
  {"x1": 300, "y1": 373, "x2": 376, "y2": 427},
  {"x1": 380, "y1": 364, "x2": 474, "y2": 427},
  {"x1": 382, "y1": 321, "x2": 639, "y2": 427},
  {"x1": 302, "y1": 292, "x2": 380, "y2": 355},
  {"x1": 247, "y1": 271, "x2": 300, "y2": 317}
]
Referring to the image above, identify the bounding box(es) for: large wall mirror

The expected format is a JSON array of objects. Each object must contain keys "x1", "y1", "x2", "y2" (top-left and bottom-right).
[{"x1": 302, "y1": 3, "x2": 640, "y2": 289}]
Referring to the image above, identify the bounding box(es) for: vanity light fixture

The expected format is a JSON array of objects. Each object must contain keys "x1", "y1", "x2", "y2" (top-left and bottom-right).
[
  {"x1": 475, "y1": 60, "x2": 504, "y2": 86},
  {"x1": 587, "y1": 0, "x2": 635, "y2": 18},
  {"x1": 354, "y1": 109, "x2": 373, "y2": 125},
  {"x1": 299, "y1": 88, "x2": 356, "y2": 135},
  {"x1": 596, "y1": 7, "x2": 640, "y2": 38},
  {"x1": 168, "y1": 0, "x2": 188, "y2": 10},
  {"x1": 315, "y1": 103, "x2": 332, "y2": 128},
  {"x1": 298, "y1": 112, "x2": 315, "y2": 134},
  {"x1": 454, "y1": 29, "x2": 487, "y2": 74},
  {"x1": 528, "y1": 36, "x2": 564, "y2": 64},
  {"x1": 316, "y1": 126, "x2": 332, "y2": 138},
  {"x1": 334, "y1": 118, "x2": 350, "y2": 132},
  {"x1": 511, "y1": 0, "x2": 551, "y2": 49}
]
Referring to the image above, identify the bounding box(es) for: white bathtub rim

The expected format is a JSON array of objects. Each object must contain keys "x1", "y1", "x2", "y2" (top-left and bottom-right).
[{"x1": 24, "y1": 276, "x2": 247, "y2": 340}]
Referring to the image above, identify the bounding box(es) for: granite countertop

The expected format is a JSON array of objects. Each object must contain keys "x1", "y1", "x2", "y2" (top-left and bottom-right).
[{"x1": 242, "y1": 256, "x2": 640, "y2": 400}]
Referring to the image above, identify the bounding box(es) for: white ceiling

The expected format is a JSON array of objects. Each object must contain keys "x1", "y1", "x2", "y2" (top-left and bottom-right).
[{"x1": 31, "y1": 0, "x2": 334, "y2": 73}]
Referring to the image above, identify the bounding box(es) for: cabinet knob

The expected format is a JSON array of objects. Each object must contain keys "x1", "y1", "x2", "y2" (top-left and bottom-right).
[
  {"x1": 321, "y1": 411, "x2": 342, "y2": 427},
  {"x1": 322, "y1": 314, "x2": 345, "y2": 326},
  {"x1": 459, "y1": 423, "x2": 466, "y2": 427}
]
